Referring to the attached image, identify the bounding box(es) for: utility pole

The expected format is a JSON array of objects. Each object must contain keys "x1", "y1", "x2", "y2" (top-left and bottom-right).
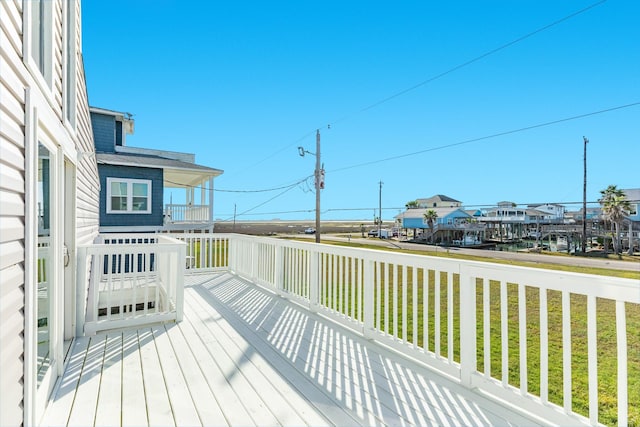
[
  {"x1": 378, "y1": 181, "x2": 383, "y2": 238},
  {"x1": 315, "y1": 130, "x2": 321, "y2": 243},
  {"x1": 299, "y1": 130, "x2": 323, "y2": 243},
  {"x1": 582, "y1": 136, "x2": 588, "y2": 254},
  {"x1": 233, "y1": 203, "x2": 237, "y2": 233}
]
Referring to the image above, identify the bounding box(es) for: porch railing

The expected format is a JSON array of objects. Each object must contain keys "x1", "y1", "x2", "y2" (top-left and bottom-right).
[
  {"x1": 164, "y1": 204, "x2": 210, "y2": 223},
  {"x1": 77, "y1": 234, "x2": 185, "y2": 335},
  {"x1": 184, "y1": 234, "x2": 638, "y2": 426}
]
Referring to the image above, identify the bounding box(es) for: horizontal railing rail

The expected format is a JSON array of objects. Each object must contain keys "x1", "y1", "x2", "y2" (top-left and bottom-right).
[
  {"x1": 164, "y1": 204, "x2": 211, "y2": 223},
  {"x1": 77, "y1": 234, "x2": 185, "y2": 335},
  {"x1": 192, "y1": 233, "x2": 638, "y2": 427}
]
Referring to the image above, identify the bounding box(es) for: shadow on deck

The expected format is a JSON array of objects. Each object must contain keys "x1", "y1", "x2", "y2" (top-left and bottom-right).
[{"x1": 43, "y1": 272, "x2": 540, "y2": 427}]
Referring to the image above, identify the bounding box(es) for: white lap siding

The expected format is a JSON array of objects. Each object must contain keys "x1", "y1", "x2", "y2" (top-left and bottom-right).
[{"x1": 0, "y1": 1, "x2": 98, "y2": 425}]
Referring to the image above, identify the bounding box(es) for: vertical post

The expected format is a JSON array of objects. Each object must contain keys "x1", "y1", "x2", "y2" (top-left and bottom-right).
[
  {"x1": 76, "y1": 246, "x2": 88, "y2": 337},
  {"x1": 208, "y1": 177, "x2": 214, "y2": 227},
  {"x1": 315, "y1": 129, "x2": 321, "y2": 243},
  {"x1": 176, "y1": 242, "x2": 185, "y2": 322},
  {"x1": 309, "y1": 248, "x2": 319, "y2": 312},
  {"x1": 378, "y1": 181, "x2": 383, "y2": 238},
  {"x1": 582, "y1": 136, "x2": 588, "y2": 253},
  {"x1": 363, "y1": 258, "x2": 375, "y2": 339},
  {"x1": 459, "y1": 265, "x2": 477, "y2": 387}
]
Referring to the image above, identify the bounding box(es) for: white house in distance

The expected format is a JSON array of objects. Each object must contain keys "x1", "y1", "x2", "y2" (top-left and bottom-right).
[{"x1": 0, "y1": 1, "x2": 101, "y2": 424}]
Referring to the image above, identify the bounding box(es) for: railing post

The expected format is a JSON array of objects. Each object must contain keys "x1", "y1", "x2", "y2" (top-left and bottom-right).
[
  {"x1": 75, "y1": 246, "x2": 88, "y2": 337},
  {"x1": 275, "y1": 242, "x2": 284, "y2": 293},
  {"x1": 363, "y1": 258, "x2": 375, "y2": 340},
  {"x1": 176, "y1": 242, "x2": 185, "y2": 322},
  {"x1": 309, "y1": 248, "x2": 320, "y2": 312},
  {"x1": 459, "y1": 264, "x2": 477, "y2": 387}
]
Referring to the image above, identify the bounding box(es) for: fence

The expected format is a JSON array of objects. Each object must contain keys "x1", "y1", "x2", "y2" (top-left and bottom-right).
[
  {"x1": 188, "y1": 234, "x2": 638, "y2": 426},
  {"x1": 77, "y1": 234, "x2": 185, "y2": 335}
]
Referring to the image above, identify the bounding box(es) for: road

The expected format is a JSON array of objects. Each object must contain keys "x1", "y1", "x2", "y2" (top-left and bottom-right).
[{"x1": 294, "y1": 234, "x2": 640, "y2": 273}]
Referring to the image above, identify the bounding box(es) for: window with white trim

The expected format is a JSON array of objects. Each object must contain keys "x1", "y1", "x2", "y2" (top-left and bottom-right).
[
  {"x1": 29, "y1": 0, "x2": 53, "y2": 84},
  {"x1": 107, "y1": 178, "x2": 152, "y2": 214}
]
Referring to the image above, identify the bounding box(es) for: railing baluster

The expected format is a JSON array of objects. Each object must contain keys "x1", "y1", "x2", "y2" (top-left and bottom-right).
[
  {"x1": 447, "y1": 271, "x2": 453, "y2": 363},
  {"x1": 616, "y1": 300, "x2": 628, "y2": 425},
  {"x1": 483, "y1": 278, "x2": 490, "y2": 378},
  {"x1": 393, "y1": 263, "x2": 398, "y2": 339},
  {"x1": 587, "y1": 295, "x2": 598, "y2": 425},
  {"x1": 501, "y1": 280, "x2": 508, "y2": 387},
  {"x1": 519, "y1": 284, "x2": 527, "y2": 395},
  {"x1": 423, "y1": 269, "x2": 429, "y2": 353},
  {"x1": 562, "y1": 290, "x2": 572, "y2": 413},
  {"x1": 540, "y1": 287, "x2": 549, "y2": 403},
  {"x1": 435, "y1": 270, "x2": 441, "y2": 357},
  {"x1": 412, "y1": 266, "x2": 417, "y2": 349},
  {"x1": 402, "y1": 265, "x2": 408, "y2": 344}
]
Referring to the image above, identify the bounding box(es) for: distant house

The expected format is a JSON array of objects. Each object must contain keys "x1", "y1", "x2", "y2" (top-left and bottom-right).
[
  {"x1": 414, "y1": 194, "x2": 462, "y2": 208},
  {"x1": 91, "y1": 107, "x2": 223, "y2": 232},
  {"x1": 478, "y1": 201, "x2": 566, "y2": 241},
  {"x1": 622, "y1": 188, "x2": 640, "y2": 222},
  {"x1": 396, "y1": 203, "x2": 485, "y2": 245}
]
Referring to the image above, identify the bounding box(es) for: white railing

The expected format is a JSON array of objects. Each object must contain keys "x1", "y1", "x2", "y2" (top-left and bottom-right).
[
  {"x1": 171, "y1": 233, "x2": 230, "y2": 271},
  {"x1": 77, "y1": 234, "x2": 186, "y2": 335},
  {"x1": 187, "y1": 234, "x2": 638, "y2": 426},
  {"x1": 164, "y1": 204, "x2": 210, "y2": 223}
]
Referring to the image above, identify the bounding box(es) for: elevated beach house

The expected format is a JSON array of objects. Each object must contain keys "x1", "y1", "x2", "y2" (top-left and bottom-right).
[
  {"x1": 90, "y1": 107, "x2": 223, "y2": 233},
  {"x1": 397, "y1": 195, "x2": 486, "y2": 245}
]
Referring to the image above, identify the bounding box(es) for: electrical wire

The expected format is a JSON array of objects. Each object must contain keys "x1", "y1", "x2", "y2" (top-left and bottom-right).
[
  {"x1": 245, "y1": 0, "x2": 608, "y2": 166},
  {"x1": 329, "y1": 101, "x2": 640, "y2": 174}
]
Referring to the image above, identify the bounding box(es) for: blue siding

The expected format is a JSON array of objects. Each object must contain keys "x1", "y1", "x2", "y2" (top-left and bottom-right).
[
  {"x1": 401, "y1": 210, "x2": 471, "y2": 229},
  {"x1": 91, "y1": 113, "x2": 116, "y2": 153},
  {"x1": 98, "y1": 164, "x2": 164, "y2": 228}
]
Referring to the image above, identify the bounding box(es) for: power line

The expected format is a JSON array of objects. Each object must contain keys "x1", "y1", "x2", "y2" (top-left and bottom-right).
[
  {"x1": 337, "y1": 0, "x2": 608, "y2": 121},
  {"x1": 245, "y1": 0, "x2": 607, "y2": 165},
  {"x1": 213, "y1": 176, "x2": 312, "y2": 193},
  {"x1": 329, "y1": 101, "x2": 640, "y2": 174}
]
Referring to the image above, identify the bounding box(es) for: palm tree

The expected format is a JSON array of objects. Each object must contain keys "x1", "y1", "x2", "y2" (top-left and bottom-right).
[
  {"x1": 599, "y1": 185, "x2": 631, "y2": 254},
  {"x1": 405, "y1": 200, "x2": 419, "y2": 209},
  {"x1": 423, "y1": 209, "x2": 438, "y2": 244}
]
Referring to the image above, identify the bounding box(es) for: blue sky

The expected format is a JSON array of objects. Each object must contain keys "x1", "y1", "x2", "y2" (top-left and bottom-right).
[{"x1": 82, "y1": 1, "x2": 639, "y2": 222}]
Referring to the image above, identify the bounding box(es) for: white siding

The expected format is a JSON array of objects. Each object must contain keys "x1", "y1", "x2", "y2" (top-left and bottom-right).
[
  {"x1": 0, "y1": 1, "x2": 99, "y2": 425},
  {"x1": 0, "y1": 1, "x2": 26, "y2": 424}
]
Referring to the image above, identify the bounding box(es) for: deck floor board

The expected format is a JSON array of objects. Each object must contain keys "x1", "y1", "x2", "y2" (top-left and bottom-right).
[{"x1": 44, "y1": 271, "x2": 541, "y2": 427}]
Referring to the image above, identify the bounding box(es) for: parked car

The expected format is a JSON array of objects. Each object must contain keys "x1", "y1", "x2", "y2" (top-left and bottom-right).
[
  {"x1": 304, "y1": 227, "x2": 316, "y2": 234},
  {"x1": 368, "y1": 229, "x2": 391, "y2": 239}
]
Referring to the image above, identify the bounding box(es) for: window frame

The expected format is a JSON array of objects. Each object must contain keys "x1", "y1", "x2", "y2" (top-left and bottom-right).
[{"x1": 106, "y1": 177, "x2": 152, "y2": 214}]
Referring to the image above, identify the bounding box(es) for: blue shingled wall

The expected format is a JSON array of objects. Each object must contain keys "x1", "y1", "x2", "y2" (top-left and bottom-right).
[
  {"x1": 98, "y1": 164, "x2": 164, "y2": 228},
  {"x1": 91, "y1": 112, "x2": 116, "y2": 153}
]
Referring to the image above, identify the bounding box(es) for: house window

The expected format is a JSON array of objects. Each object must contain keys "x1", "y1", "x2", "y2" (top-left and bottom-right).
[
  {"x1": 64, "y1": 0, "x2": 76, "y2": 126},
  {"x1": 107, "y1": 178, "x2": 151, "y2": 214},
  {"x1": 29, "y1": 0, "x2": 52, "y2": 83}
]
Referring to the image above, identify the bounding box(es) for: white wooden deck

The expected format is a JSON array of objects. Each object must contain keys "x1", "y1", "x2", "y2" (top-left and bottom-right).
[{"x1": 43, "y1": 272, "x2": 541, "y2": 427}]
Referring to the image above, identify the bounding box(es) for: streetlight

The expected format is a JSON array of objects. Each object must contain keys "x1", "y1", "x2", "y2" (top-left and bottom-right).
[{"x1": 298, "y1": 130, "x2": 323, "y2": 243}]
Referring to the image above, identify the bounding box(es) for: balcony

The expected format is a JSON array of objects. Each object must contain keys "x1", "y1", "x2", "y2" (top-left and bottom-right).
[
  {"x1": 163, "y1": 203, "x2": 212, "y2": 225},
  {"x1": 45, "y1": 234, "x2": 638, "y2": 426}
]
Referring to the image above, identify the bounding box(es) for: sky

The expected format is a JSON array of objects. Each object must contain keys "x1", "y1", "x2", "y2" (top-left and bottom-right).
[{"x1": 81, "y1": 0, "x2": 639, "y2": 222}]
